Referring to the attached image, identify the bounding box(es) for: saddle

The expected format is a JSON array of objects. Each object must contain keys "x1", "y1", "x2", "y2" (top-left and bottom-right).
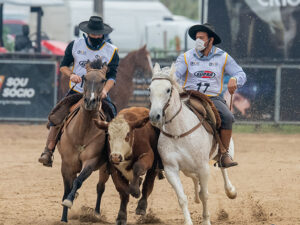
[
  {"x1": 47, "y1": 93, "x2": 115, "y2": 129},
  {"x1": 180, "y1": 90, "x2": 225, "y2": 156}
]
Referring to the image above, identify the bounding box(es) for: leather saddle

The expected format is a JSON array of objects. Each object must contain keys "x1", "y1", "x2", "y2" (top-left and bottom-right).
[
  {"x1": 180, "y1": 90, "x2": 225, "y2": 156},
  {"x1": 47, "y1": 93, "x2": 115, "y2": 129}
]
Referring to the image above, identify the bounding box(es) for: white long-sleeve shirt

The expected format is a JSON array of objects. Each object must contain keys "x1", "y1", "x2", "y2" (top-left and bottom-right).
[{"x1": 175, "y1": 46, "x2": 246, "y2": 96}]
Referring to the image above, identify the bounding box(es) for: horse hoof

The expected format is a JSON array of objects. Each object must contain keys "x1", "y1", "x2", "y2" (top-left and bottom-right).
[
  {"x1": 202, "y1": 221, "x2": 211, "y2": 225},
  {"x1": 225, "y1": 186, "x2": 237, "y2": 199},
  {"x1": 136, "y1": 208, "x2": 146, "y2": 215},
  {"x1": 116, "y1": 219, "x2": 127, "y2": 225},
  {"x1": 129, "y1": 186, "x2": 140, "y2": 199},
  {"x1": 62, "y1": 199, "x2": 73, "y2": 209}
]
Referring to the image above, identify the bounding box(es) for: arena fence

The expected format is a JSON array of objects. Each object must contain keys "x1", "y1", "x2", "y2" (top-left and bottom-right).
[{"x1": 0, "y1": 54, "x2": 299, "y2": 124}]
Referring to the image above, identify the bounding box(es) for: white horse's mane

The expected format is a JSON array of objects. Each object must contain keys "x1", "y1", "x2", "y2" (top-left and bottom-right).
[{"x1": 152, "y1": 63, "x2": 183, "y2": 93}]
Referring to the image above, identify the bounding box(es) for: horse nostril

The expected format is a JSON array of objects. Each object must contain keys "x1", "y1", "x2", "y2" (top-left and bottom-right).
[
  {"x1": 156, "y1": 114, "x2": 160, "y2": 120},
  {"x1": 119, "y1": 155, "x2": 123, "y2": 162}
]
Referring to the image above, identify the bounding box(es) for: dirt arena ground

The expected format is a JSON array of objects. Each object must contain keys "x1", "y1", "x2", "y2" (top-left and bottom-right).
[{"x1": 0, "y1": 124, "x2": 300, "y2": 225}]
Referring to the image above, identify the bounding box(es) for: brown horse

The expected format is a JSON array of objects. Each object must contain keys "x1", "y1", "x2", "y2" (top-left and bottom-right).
[
  {"x1": 58, "y1": 45, "x2": 153, "y2": 111},
  {"x1": 58, "y1": 59, "x2": 109, "y2": 222},
  {"x1": 95, "y1": 107, "x2": 159, "y2": 225},
  {"x1": 109, "y1": 45, "x2": 152, "y2": 111}
]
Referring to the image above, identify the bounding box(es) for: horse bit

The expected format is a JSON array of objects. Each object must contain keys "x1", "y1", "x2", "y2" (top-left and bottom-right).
[{"x1": 151, "y1": 77, "x2": 203, "y2": 140}]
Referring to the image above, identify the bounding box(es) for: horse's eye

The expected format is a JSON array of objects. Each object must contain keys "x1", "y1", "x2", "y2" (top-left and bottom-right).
[
  {"x1": 101, "y1": 79, "x2": 107, "y2": 84},
  {"x1": 167, "y1": 88, "x2": 171, "y2": 93}
]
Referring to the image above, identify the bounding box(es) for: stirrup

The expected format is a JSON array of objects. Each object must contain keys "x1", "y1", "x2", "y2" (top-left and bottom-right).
[{"x1": 217, "y1": 152, "x2": 238, "y2": 168}]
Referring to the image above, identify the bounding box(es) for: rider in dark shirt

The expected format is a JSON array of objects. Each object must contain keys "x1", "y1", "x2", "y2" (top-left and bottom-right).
[{"x1": 38, "y1": 16, "x2": 119, "y2": 167}]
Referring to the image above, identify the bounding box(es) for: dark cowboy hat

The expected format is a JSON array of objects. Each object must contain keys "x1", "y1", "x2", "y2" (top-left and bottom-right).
[
  {"x1": 79, "y1": 16, "x2": 113, "y2": 35},
  {"x1": 188, "y1": 23, "x2": 221, "y2": 45}
]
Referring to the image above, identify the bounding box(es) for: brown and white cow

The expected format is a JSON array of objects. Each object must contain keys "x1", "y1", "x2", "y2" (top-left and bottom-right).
[{"x1": 95, "y1": 107, "x2": 160, "y2": 224}]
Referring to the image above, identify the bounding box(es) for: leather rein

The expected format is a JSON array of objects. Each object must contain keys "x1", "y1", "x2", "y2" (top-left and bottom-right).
[{"x1": 151, "y1": 77, "x2": 203, "y2": 139}]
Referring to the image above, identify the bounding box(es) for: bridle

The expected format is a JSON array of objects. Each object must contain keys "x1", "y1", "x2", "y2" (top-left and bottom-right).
[
  {"x1": 151, "y1": 77, "x2": 203, "y2": 140},
  {"x1": 151, "y1": 77, "x2": 182, "y2": 124}
]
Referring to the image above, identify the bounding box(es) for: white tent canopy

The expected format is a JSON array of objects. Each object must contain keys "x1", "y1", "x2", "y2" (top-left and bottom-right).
[{"x1": 0, "y1": 0, "x2": 64, "y2": 6}]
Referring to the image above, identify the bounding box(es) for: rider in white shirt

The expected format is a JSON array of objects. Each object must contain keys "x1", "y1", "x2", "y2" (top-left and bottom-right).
[{"x1": 176, "y1": 23, "x2": 247, "y2": 168}]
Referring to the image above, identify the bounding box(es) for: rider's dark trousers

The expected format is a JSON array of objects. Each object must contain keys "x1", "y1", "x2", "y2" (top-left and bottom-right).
[{"x1": 209, "y1": 96, "x2": 234, "y2": 130}]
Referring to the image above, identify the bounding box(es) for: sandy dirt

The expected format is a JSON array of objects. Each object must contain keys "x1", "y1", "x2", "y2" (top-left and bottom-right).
[{"x1": 0, "y1": 124, "x2": 300, "y2": 225}]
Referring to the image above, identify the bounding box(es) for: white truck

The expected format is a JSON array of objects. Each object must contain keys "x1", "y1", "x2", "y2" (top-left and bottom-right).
[{"x1": 26, "y1": 0, "x2": 196, "y2": 54}]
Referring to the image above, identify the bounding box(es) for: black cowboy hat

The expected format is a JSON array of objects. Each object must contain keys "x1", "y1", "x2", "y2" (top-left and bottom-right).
[
  {"x1": 188, "y1": 23, "x2": 221, "y2": 45},
  {"x1": 79, "y1": 16, "x2": 113, "y2": 35}
]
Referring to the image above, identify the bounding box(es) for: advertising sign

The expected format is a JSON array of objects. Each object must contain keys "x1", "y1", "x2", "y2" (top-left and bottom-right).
[
  {"x1": 280, "y1": 68, "x2": 300, "y2": 121},
  {"x1": 0, "y1": 60, "x2": 56, "y2": 121},
  {"x1": 208, "y1": 0, "x2": 300, "y2": 59},
  {"x1": 222, "y1": 68, "x2": 276, "y2": 121}
]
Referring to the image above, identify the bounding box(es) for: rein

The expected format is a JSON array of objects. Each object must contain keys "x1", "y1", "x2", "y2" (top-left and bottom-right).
[
  {"x1": 151, "y1": 77, "x2": 203, "y2": 140},
  {"x1": 161, "y1": 118, "x2": 204, "y2": 139},
  {"x1": 151, "y1": 77, "x2": 183, "y2": 124}
]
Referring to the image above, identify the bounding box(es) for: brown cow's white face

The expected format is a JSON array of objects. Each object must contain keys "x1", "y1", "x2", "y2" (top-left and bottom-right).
[{"x1": 108, "y1": 115, "x2": 133, "y2": 164}]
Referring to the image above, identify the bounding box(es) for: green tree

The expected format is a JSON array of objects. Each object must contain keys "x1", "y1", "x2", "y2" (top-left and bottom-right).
[{"x1": 160, "y1": 0, "x2": 199, "y2": 20}]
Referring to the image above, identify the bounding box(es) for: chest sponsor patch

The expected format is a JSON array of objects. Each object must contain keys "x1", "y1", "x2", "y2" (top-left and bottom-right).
[
  {"x1": 209, "y1": 62, "x2": 218, "y2": 66},
  {"x1": 194, "y1": 71, "x2": 216, "y2": 78},
  {"x1": 79, "y1": 60, "x2": 88, "y2": 68},
  {"x1": 190, "y1": 61, "x2": 200, "y2": 66},
  {"x1": 77, "y1": 50, "x2": 86, "y2": 55}
]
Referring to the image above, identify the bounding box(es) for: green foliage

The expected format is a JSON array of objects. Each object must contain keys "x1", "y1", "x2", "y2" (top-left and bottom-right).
[
  {"x1": 3, "y1": 26, "x2": 14, "y2": 52},
  {"x1": 160, "y1": 0, "x2": 199, "y2": 20},
  {"x1": 233, "y1": 124, "x2": 300, "y2": 134}
]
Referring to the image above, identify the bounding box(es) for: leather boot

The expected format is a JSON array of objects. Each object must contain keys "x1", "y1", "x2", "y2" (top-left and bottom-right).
[
  {"x1": 218, "y1": 129, "x2": 238, "y2": 168},
  {"x1": 38, "y1": 126, "x2": 60, "y2": 167}
]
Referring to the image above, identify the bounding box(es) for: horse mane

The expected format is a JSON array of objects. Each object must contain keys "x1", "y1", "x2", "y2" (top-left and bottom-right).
[
  {"x1": 152, "y1": 63, "x2": 183, "y2": 93},
  {"x1": 89, "y1": 59, "x2": 103, "y2": 69}
]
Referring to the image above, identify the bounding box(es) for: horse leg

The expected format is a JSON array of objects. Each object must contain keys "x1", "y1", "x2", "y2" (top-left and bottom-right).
[
  {"x1": 110, "y1": 166, "x2": 129, "y2": 225},
  {"x1": 220, "y1": 168, "x2": 237, "y2": 199},
  {"x1": 62, "y1": 159, "x2": 97, "y2": 208},
  {"x1": 61, "y1": 164, "x2": 76, "y2": 222},
  {"x1": 198, "y1": 165, "x2": 211, "y2": 225},
  {"x1": 136, "y1": 167, "x2": 157, "y2": 215},
  {"x1": 192, "y1": 177, "x2": 201, "y2": 204},
  {"x1": 95, "y1": 163, "x2": 110, "y2": 214},
  {"x1": 164, "y1": 166, "x2": 193, "y2": 225}
]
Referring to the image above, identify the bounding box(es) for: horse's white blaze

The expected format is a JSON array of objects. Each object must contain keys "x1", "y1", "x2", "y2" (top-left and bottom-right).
[
  {"x1": 108, "y1": 115, "x2": 132, "y2": 160},
  {"x1": 90, "y1": 92, "x2": 95, "y2": 101},
  {"x1": 149, "y1": 64, "x2": 236, "y2": 225}
]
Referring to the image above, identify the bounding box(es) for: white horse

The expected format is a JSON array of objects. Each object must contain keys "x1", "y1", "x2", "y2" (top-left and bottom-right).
[{"x1": 149, "y1": 63, "x2": 237, "y2": 225}]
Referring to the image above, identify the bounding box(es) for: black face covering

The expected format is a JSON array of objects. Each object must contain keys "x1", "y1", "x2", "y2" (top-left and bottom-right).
[{"x1": 88, "y1": 35, "x2": 104, "y2": 47}]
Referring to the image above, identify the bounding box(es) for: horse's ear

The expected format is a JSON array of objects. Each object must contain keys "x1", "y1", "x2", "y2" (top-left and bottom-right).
[
  {"x1": 153, "y1": 63, "x2": 161, "y2": 75},
  {"x1": 128, "y1": 116, "x2": 149, "y2": 130},
  {"x1": 142, "y1": 44, "x2": 147, "y2": 50},
  {"x1": 170, "y1": 63, "x2": 176, "y2": 79},
  {"x1": 101, "y1": 63, "x2": 109, "y2": 77},
  {"x1": 94, "y1": 119, "x2": 109, "y2": 130},
  {"x1": 86, "y1": 60, "x2": 91, "y2": 72}
]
